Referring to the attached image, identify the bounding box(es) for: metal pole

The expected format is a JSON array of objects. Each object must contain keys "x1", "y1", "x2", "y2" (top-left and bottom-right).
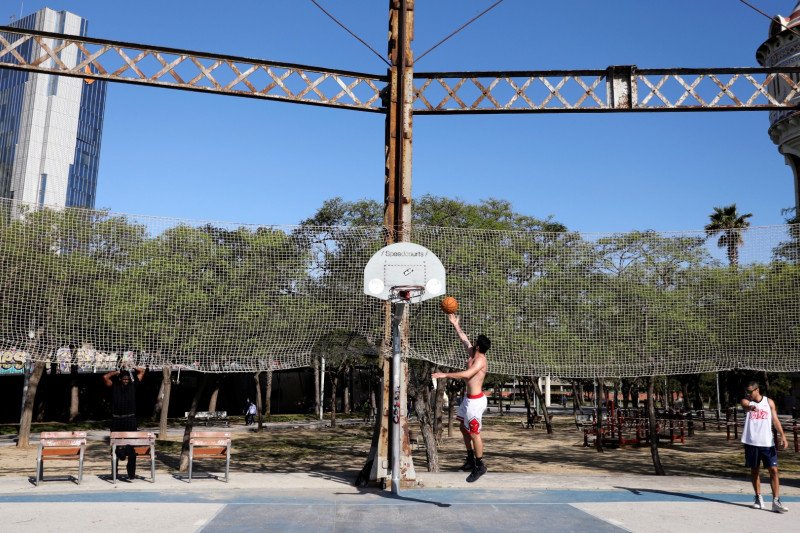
[
  {"x1": 319, "y1": 356, "x2": 325, "y2": 421},
  {"x1": 715, "y1": 372, "x2": 721, "y2": 419},
  {"x1": 391, "y1": 301, "x2": 405, "y2": 494}
]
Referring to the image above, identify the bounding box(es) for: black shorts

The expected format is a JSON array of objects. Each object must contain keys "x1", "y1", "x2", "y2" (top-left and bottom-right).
[{"x1": 744, "y1": 444, "x2": 778, "y2": 469}]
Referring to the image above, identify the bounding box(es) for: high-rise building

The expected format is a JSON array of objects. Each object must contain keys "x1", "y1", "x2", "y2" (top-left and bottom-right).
[{"x1": 0, "y1": 7, "x2": 107, "y2": 209}]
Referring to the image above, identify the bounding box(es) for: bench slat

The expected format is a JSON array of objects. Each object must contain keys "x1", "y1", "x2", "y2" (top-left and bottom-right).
[
  {"x1": 112, "y1": 439, "x2": 154, "y2": 446},
  {"x1": 192, "y1": 447, "x2": 227, "y2": 456},
  {"x1": 110, "y1": 431, "x2": 155, "y2": 438},
  {"x1": 41, "y1": 439, "x2": 86, "y2": 447},
  {"x1": 191, "y1": 439, "x2": 230, "y2": 446},
  {"x1": 42, "y1": 447, "x2": 82, "y2": 456},
  {"x1": 41, "y1": 431, "x2": 87, "y2": 438}
]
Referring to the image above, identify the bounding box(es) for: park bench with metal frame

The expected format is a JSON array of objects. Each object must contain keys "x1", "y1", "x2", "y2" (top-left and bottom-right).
[
  {"x1": 35, "y1": 431, "x2": 86, "y2": 486},
  {"x1": 110, "y1": 431, "x2": 156, "y2": 484},
  {"x1": 188, "y1": 430, "x2": 231, "y2": 482}
]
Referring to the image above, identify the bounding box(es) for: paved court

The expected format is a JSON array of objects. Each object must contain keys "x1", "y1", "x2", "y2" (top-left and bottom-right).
[{"x1": 1, "y1": 472, "x2": 798, "y2": 532}]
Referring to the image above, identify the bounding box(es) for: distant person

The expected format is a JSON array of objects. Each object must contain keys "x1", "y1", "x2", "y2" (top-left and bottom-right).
[
  {"x1": 244, "y1": 399, "x2": 257, "y2": 426},
  {"x1": 432, "y1": 313, "x2": 490, "y2": 483},
  {"x1": 103, "y1": 366, "x2": 145, "y2": 481},
  {"x1": 741, "y1": 381, "x2": 789, "y2": 513}
]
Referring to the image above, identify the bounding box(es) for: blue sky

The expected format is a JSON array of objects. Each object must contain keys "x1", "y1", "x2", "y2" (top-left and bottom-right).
[{"x1": 9, "y1": 0, "x2": 800, "y2": 231}]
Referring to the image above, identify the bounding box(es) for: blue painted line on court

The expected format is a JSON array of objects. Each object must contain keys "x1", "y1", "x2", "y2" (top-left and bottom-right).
[{"x1": 3, "y1": 488, "x2": 798, "y2": 506}]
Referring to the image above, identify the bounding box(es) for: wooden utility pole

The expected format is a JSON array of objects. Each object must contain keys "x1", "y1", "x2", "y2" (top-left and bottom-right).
[{"x1": 369, "y1": 0, "x2": 416, "y2": 488}]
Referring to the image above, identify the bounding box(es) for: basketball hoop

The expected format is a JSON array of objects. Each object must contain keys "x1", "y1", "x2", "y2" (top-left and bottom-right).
[{"x1": 388, "y1": 285, "x2": 425, "y2": 303}]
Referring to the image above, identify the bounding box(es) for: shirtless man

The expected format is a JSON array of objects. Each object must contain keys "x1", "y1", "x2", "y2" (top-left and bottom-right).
[{"x1": 432, "y1": 313, "x2": 491, "y2": 483}]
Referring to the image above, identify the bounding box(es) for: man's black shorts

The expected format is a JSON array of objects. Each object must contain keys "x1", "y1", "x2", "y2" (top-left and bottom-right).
[{"x1": 744, "y1": 443, "x2": 778, "y2": 468}]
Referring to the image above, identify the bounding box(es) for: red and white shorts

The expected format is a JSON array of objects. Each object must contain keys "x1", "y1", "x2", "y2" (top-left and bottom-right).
[{"x1": 456, "y1": 392, "x2": 487, "y2": 434}]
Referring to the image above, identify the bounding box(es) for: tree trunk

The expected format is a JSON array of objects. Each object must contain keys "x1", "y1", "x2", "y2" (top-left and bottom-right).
[
  {"x1": 523, "y1": 381, "x2": 532, "y2": 424},
  {"x1": 531, "y1": 378, "x2": 553, "y2": 434},
  {"x1": 594, "y1": 378, "x2": 604, "y2": 452},
  {"x1": 17, "y1": 362, "x2": 46, "y2": 448},
  {"x1": 254, "y1": 371, "x2": 264, "y2": 432},
  {"x1": 330, "y1": 375, "x2": 338, "y2": 428},
  {"x1": 69, "y1": 366, "x2": 80, "y2": 422},
  {"x1": 313, "y1": 356, "x2": 320, "y2": 416},
  {"x1": 355, "y1": 367, "x2": 384, "y2": 487},
  {"x1": 447, "y1": 392, "x2": 455, "y2": 438},
  {"x1": 159, "y1": 366, "x2": 172, "y2": 439},
  {"x1": 343, "y1": 365, "x2": 351, "y2": 415},
  {"x1": 691, "y1": 375, "x2": 703, "y2": 411},
  {"x1": 414, "y1": 370, "x2": 440, "y2": 472},
  {"x1": 264, "y1": 369, "x2": 273, "y2": 420},
  {"x1": 631, "y1": 379, "x2": 640, "y2": 409},
  {"x1": 647, "y1": 376, "x2": 665, "y2": 475},
  {"x1": 208, "y1": 375, "x2": 221, "y2": 412},
  {"x1": 572, "y1": 381, "x2": 582, "y2": 412},
  {"x1": 179, "y1": 374, "x2": 207, "y2": 471},
  {"x1": 680, "y1": 379, "x2": 690, "y2": 411},
  {"x1": 153, "y1": 374, "x2": 165, "y2": 419},
  {"x1": 433, "y1": 377, "x2": 445, "y2": 443},
  {"x1": 497, "y1": 384, "x2": 503, "y2": 416}
]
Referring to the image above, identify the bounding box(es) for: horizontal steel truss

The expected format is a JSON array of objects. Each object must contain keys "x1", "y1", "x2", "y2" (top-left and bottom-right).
[
  {"x1": 0, "y1": 26, "x2": 386, "y2": 112},
  {"x1": 3, "y1": 27, "x2": 800, "y2": 114},
  {"x1": 413, "y1": 66, "x2": 800, "y2": 114}
]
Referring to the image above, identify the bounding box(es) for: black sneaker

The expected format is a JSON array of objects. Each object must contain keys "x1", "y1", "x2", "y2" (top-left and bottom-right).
[
  {"x1": 466, "y1": 462, "x2": 487, "y2": 483},
  {"x1": 460, "y1": 457, "x2": 475, "y2": 471}
]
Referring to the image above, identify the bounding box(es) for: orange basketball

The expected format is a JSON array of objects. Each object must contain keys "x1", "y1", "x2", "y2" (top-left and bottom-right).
[{"x1": 440, "y1": 296, "x2": 458, "y2": 314}]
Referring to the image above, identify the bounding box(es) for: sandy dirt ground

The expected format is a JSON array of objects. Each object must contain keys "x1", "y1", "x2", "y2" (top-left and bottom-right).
[{"x1": 1, "y1": 413, "x2": 798, "y2": 483}]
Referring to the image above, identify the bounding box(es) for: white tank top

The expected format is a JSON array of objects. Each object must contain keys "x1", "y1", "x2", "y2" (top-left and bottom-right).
[{"x1": 741, "y1": 396, "x2": 774, "y2": 447}]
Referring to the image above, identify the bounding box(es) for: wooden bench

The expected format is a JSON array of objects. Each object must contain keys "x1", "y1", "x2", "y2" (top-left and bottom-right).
[
  {"x1": 185, "y1": 411, "x2": 229, "y2": 427},
  {"x1": 188, "y1": 430, "x2": 231, "y2": 482},
  {"x1": 110, "y1": 431, "x2": 156, "y2": 484},
  {"x1": 35, "y1": 431, "x2": 86, "y2": 486}
]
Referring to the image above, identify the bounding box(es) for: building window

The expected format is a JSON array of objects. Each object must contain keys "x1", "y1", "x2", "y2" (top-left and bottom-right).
[{"x1": 38, "y1": 173, "x2": 47, "y2": 205}]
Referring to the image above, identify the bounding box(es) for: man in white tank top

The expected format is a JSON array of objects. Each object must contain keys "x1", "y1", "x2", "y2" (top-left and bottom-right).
[{"x1": 741, "y1": 381, "x2": 789, "y2": 513}]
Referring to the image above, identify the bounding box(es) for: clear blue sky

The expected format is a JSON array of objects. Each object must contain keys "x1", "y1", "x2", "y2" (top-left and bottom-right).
[{"x1": 9, "y1": 0, "x2": 799, "y2": 231}]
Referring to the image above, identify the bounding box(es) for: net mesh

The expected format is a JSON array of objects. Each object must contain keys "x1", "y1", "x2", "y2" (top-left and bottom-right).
[{"x1": 1, "y1": 199, "x2": 799, "y2": 378}]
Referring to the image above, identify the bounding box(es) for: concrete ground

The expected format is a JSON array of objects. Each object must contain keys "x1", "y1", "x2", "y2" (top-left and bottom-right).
[{"x1": 2, "y1": 469, "x2": 798, "y2": 532}]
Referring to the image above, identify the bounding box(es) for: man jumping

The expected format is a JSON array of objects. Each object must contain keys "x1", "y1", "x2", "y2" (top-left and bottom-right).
[{"x1": 432, "y1": 313, "x2": 491, "y2": 483}]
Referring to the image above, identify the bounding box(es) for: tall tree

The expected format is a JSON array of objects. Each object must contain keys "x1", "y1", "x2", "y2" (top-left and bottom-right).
[{"x1": 704, "y1": 204, "x2": 752, "y2": 267}]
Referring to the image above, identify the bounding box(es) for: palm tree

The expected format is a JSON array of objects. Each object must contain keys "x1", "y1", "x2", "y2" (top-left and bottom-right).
[{"x1": 704, "y1": 204, "x2": 752, "y2": 266}]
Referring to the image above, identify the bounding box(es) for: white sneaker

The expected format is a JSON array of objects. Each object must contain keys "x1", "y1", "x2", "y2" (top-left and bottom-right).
[
  {"x1": 752, "y1": 495, "x2": 764, "y2": 509},
  {"x1": 772, "y1": 498, "x2": 789, "y2": 513}
]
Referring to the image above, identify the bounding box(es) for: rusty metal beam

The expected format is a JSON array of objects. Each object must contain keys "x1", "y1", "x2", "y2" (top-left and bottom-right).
[
  {"x1": 0, "y1": 25, "x2": 385, "y2": 112},
  {"x1": 4, "y1": 25, "x2": 800, "y2": 116},
  {"x1": 413, "y1": 66, "x2": 800, "y2": 114}
]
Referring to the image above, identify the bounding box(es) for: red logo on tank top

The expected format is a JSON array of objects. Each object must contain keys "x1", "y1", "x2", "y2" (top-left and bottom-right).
[{"x1": 748, "y1": 410, "x2": 768, "y2": 420}]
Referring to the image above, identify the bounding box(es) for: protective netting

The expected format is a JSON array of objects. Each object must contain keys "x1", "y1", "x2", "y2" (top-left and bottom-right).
[{"x1": 1, "y1": 198, "x2": 799, "y2": 378}]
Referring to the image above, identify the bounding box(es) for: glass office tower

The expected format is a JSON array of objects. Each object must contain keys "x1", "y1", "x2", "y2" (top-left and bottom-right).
[{"x1": 0, "y1": 8, "x2": 107, "y2": 209}]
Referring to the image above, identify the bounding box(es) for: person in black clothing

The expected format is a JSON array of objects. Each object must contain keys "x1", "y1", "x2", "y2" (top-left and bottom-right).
[{"x1": 104, "y1": 366, "x2": 145, "y2": 480}]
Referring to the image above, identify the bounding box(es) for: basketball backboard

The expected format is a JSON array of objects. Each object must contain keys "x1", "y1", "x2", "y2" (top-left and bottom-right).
[{"x1": 363, "y1": 242, "x2": 446, "y2": 303}]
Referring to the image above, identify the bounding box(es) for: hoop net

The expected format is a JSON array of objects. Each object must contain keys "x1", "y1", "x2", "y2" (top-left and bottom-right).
[
  {"x1": 1, "y1": 198, "x2": 799, "y2": 378},
  {"x1": 388, "y1": 285, "x2": 426, "y2": 303}
]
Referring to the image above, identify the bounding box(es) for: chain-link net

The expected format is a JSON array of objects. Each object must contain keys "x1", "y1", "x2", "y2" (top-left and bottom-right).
[{"x1": 1, "y1": 199, "x2": 798, "y2": 378}]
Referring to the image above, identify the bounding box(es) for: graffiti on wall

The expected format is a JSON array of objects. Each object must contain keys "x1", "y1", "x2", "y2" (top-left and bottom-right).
[
  {"x1": 0, "y1": 349, "x2": 27, "y2": 375},
  {"x1": 0, "y1": 348, "x2": 144, "y2": 375}
]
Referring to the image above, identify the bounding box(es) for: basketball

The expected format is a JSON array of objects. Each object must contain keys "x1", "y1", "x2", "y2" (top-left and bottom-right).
[{"x1": 441, "y1": 296, "x2": 458, "y2": 314}]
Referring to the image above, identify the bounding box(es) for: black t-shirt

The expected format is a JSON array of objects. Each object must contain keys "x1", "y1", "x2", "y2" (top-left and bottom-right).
[{"x1": 111, "y1": 372, "x2": 139, "y2": 431}]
